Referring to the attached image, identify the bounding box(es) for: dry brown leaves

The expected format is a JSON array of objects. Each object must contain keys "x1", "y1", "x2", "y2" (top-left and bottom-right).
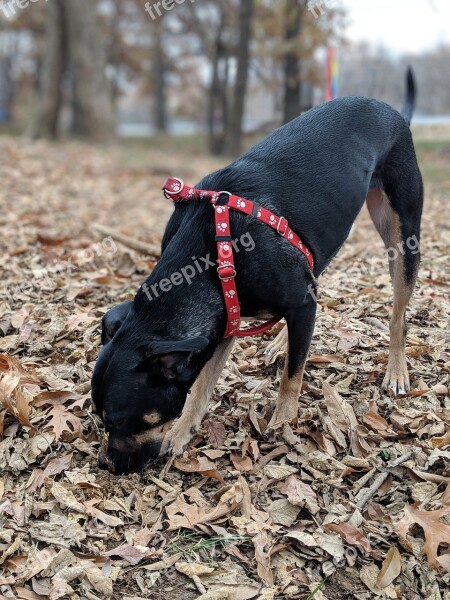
[{"x1": 0, "y1": 137, "x2": 449, "y2": 599}]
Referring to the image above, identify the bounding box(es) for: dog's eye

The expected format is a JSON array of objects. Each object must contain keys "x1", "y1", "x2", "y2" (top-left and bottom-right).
[{"x1": 105, "y1": 416, "x2": 131, "y2": 431}]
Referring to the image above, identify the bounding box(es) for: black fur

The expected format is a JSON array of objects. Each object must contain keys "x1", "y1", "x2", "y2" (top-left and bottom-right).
[
  {"x1": 92, "y1": 81, "x2": 423, "y2": 474},
  {"x1": 101, "y1": 300, "x2": 132, "y2": 345}
]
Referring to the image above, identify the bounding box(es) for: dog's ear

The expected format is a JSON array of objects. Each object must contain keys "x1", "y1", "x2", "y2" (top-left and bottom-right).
[
  {"x1": 142, "y1": 336, "x2": 209, "y2": 381},
  {"x1": 101, "y1": 301, "x2": 133, "y2": 345}
]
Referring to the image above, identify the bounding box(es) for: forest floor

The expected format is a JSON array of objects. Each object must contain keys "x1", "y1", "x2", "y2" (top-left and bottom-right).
[{"x1": 0, "y1": 132, "x2": 449, "y2": 600}]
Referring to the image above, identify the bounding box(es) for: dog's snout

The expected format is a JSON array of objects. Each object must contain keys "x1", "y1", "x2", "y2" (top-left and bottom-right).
[
  {"x1": 97, "y1": 439, "x2": 164, "y2": 475},
  {"x1": 98, "y1": 451, "x2": 107, "y2": 470},
  {"x1": 98, "y1": 450, "x2": 114, "y2": 472}
]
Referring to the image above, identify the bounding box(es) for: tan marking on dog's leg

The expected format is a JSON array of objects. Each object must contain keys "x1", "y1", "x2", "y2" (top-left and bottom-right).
[
  {"x1": 159, "y1": 337, "x2": 235, "y2": 457},
  {"x1": 367, "y1": 190, "x2": 416, "y2": 394},
  {"x1": 264, "y1": 324, "x2": 288, "y2": 364},
  {"x1": 268, "y1": 350, "x2": 304, "y2": 429},
  {"x1": 383, "y1": 270, "x2": 415, "y2": 395}
]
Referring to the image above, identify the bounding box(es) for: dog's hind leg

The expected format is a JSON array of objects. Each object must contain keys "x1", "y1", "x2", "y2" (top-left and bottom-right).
[
  {"x1": 159, "y1": 337, "x2": 234, "y2": 456},
  {"x1": 268, "y1": 295, "x2": 316, "y2": 429},
  {"x1": 366, "y1": 163, "x2": 422, "y2": 394}
]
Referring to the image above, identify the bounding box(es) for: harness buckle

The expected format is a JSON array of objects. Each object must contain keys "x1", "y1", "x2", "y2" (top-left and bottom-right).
[
  {"x1": 214, "y1": 190, "x2": 232, "y2": 205},
  {"x1": 162, "y1": 177, "x2": 184, "y2": 199},
  {"x1": 217, "y1": 264, "x2": 236, "y2": 280},
  {"x1": 277, "y1": 217, "x2": 288, "y2": 236}
]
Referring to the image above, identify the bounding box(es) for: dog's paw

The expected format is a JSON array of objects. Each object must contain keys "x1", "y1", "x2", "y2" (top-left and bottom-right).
[
  {"x1": 267, "y1": 403, "x2": 298, "y2": 431},
  {"x1": 263, "y1": 326, "x2": 287, "y2": 365},
  {"x1": 159, "y1": 422, "x2": 197, "y2": 457},
  {"x1": 382, "y1": 357, "x2": 410, "y2": 396}
]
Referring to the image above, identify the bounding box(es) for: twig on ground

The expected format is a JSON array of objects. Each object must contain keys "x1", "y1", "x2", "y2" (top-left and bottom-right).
[
  {"x1": 92, "y1": 223, "x2": 161, "y2": 256},
  {"x1": 354, "y1": 452, "x2": 415, "y2": 510},
  {"x1": 192, "y1": 575, "x2": 207, "y2": 595},
  {"x1": 352, "y1": 467, "x2": 377, "y2": 495}
]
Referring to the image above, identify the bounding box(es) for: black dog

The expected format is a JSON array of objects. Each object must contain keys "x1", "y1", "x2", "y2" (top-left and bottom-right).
[{"x1": 92, "y1": 70, "x2": 423, "y2": 474}]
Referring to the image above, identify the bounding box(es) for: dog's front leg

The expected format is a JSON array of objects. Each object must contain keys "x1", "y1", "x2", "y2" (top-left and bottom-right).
[
  {"x1": 160, "y1": 337, "x2": 235, "y2": 456},
  {"x1": 268, "y1": 298, "x2": 317, "y2": 429}
]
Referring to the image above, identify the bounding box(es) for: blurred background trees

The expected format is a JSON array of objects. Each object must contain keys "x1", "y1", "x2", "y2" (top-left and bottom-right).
[
  {"x1": 31, "y1": 0, "x2": 114, "y2": 141},
  {"x1": 0, "y1": 0, "x2": 449, "y2": 155}
]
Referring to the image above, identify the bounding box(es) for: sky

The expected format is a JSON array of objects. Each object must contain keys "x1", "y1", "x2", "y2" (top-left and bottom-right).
[{"x1": 339, "y1": 0, "x2": 450, "y2": 55}]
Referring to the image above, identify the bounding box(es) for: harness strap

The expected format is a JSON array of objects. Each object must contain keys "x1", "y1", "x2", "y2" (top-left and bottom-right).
[{"x1": 162, "y1": 177, "x2": 314, "y2": 338}]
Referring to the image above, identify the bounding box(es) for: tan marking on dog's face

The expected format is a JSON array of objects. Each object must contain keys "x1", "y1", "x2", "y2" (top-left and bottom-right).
[
  {"x1": 143, "y1": 410, "x2": 161, "y2": 425},
  {"x1": 108, "y1": 437, "x2": 138, "y2": 452},
  {"x1": 134, "y1": 419, "x2": 174, "y2": 446}
]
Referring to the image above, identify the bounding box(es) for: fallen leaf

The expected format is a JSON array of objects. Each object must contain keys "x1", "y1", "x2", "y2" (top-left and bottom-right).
[
  {"x1": 431, "y1": 430, "x2": 450, "y2": 449},
  {"x1": 33, "y1": 391, "x2": 82, "y2": 408},
  {"x1": 267, "y1": 499, "x2": 301, "y2": 527},
  {"x1": 360, "y1": 564, "x2": 397, "y2": 598},
  {"x1": 84, "y1": 499, "x2": 124, "y2": 527},
  {"x1": 363, "y1": 401, "x2": 394, "y2": 436},
  {"x1": 175, "y1": 561, "x2": 215, "y2": 577},
  {"x1": 325, "y1": 522, "x2": 371, "y2": 555},
  {"x1": 81, "y1": 560, "x2": 113, "y2": 596},
  {"x1": 207, "y1": 421, "x2": 227, "y2": 448},
  {"x1": 51, "y1": 482, "x2": 86, "y2": 514},
  {"x1": 174, "y1": 456, "x2": 224, "y2": 483},
  {"x1": 230, "y1": 453, "x2": 253, "y2": 473},
  {"x1": 44, "y1": 405, "x2": 83, "y2": 440},
  {"x1": 165, "y1": 495, "x2": 236, "y2": 531},
  {"x1": 397, "y1": 503, "x2": 450, "y2": 569},
  {"x1": 280, "y1": 475, "x2": 319, "y2": 515},
  {"x1": 322, "y1": 382, "x2": 358, "y2": 431},
  {"x1": 253, "y1": 530, "x2": 273, "y2": 587},
  {"x1": 263, "y1": 464, "x2": 298, "y2": 481},
  {"x1": 26, "y1": 454, "x2": 73, "y2": 492},
  {"x1": 103, "y1": 544, "x2": 153, "y2": 565},
  {"x1": 377, "y1": 546, "x2": 402, "y2": 588}
]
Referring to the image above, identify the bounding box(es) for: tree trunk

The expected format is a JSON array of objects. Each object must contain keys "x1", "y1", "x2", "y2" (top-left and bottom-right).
[
  {"x1": 282, "y1": 0, "x2": 303, "y2": 125},
  {"x1": 107, "y1": 0, "x2": 121, "y2": 112},
  {"x1": 153, "y1": 17, "x2": 168, "y2": 133},
  {"x1": 30, "y1": 0, "x2": 66, "y2": 139},
  {"x1": 0, "y1": 55, "x2": 13, "y2": 122},
  {"x1": 208, "y1": 8, "x2": 229, "y2": 155},
  {"x1": 226, "y1": 0, "x2": 254, "y2": 156},
  {"x1": 64, "y1": 0, "x2": 114, "y2": 142}
]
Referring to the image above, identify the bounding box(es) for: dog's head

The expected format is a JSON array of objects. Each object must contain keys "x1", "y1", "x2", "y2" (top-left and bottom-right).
[{"x1": 91, "y1": 301, "x2": 210, "y2": 474}]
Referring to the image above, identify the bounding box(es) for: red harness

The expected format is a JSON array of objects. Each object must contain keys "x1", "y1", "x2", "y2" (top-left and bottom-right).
[{"x1": 162, "y1": 177, "x2": 314, "y2": 338}]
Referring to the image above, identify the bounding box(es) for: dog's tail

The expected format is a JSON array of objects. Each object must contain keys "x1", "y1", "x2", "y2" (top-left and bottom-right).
[{"x1": 401, "y1": 66, "x2": 416, "y2": 126}]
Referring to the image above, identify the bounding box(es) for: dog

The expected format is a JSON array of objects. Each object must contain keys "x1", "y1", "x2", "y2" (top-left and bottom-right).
[{"x1": 92, "y1": 69, "x2": 422, "y2": 475}]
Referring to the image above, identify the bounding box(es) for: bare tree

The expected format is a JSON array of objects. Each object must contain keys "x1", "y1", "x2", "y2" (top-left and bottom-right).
[
  {"x1": 153, "y1": 15, "x2": 168, "y2": 133},
  {"x1": 207, "y1": 4, "x2": 230, "y2": 155},
  {"x1": 282, "y1": 0, "x2": 303, "y2": 124},
  {"x1": 30, "y1": 0, "x2": 65, "y2": 139},
  {"x1": 65, "y1": 0, "x2": 114, "y2": 140},
  {"x1": 227, "y1": 0, "x2": 254, "y2": 156},
  {"x1": 31, "y1": 0, "x2": 114, "y2": 141}
]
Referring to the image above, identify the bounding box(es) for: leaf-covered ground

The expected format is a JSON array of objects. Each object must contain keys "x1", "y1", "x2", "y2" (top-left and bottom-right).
[{"x1": 0, "y1": 134, "x2": 449, "y2": 600}]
